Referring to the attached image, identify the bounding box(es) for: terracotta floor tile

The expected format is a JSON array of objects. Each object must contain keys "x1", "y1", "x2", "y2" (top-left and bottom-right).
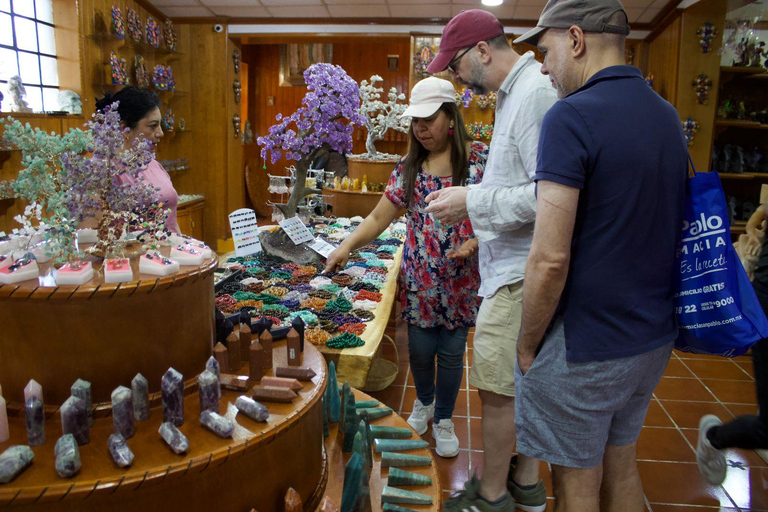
[
  {"x1": 452, "y1": 417, "x2": 470, "y2": 450},
  {"x1": 460, "y1": 368, "x2": 468, "y2": 390},
  {"x1": 653, "y1": 377, "x2": 717, "y2": 402},
  {"x1": 675, "y1": 352, "x2": 726, "y2": 361},
  {"x1": 683, "y1": 360, "x2": 754, "y2": 381},
  {"x1": 368, "y1": 384, "x2": 405, "y2": 412},
  {"x1": 723, "y1": 403, "x2": 760, "y2": 418},
  {"x1": 433, "y1": 448, "x2": 471, "y2": 492},
  {"x1": 680, "y1": 429, "x2": 768, "y2": 468},
  {"x1": 659, "y1": 401, "x2": 733, "y2": 429},
  {"x1": 453, "y1": 390, "x2": 470, "y2": 417},
  {"x1": 664, "y1": 358, "x2": 696, "y2": 378},
  {"x1": 638, "y1": 461, "x2": 735, "y2": 507},
  {"x1": 469, "y1": 449, "x2": 483, "y2": 478},
  {"x1": 645, "y1": 399, "x2": 675, "y2": 427},
  {"x1": 401, "y1": 387, "x2": 418, "y2": 414},
  {"x1": 720, "y1": 465, "x2": 768, "y2": 510},
  {"x1": 469, "y1": 417, "x2": 483, "y2": 452},
  {"x1": 701, "y1": 379, "x2": 758, "y2": 405},
  {"x1": 468, "y1": 390, "x2": 482, "y2": 416},
  {"x1": 391, "y1": 366, "x2": 410, "y2": 387},
  {"x1": 636, "y1": 427, "x2": 696, "y2": 463},
  {"x1": 737, "y1": 362, "x2": 756, "y2": 379}
]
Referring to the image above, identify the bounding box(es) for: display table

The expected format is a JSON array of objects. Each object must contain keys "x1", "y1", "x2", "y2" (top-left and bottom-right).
[
  {"x1": 322, "y1": 388, "x2": 442, "y2": 511},
  {"x1": 319, "y1": 247, "x2": 403, "y2": 389},
  {"x1": 0, "y1": 341, "x2": 328, "y2": 512}
]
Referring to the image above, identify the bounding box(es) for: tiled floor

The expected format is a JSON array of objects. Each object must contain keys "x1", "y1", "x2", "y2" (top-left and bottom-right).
[{"x1": 370, "y1": 318, "x2": 768, "y2": 511}]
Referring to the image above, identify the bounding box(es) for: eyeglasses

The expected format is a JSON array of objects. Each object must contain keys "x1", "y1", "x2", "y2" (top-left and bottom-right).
[{"x1": 447, "y1": 46, "x2": 474, "y2": 73}]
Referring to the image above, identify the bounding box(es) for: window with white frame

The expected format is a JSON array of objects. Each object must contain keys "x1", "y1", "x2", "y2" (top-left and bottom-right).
[{"x1": 0, "y1": 0, "x2": 59, "y2": 112}]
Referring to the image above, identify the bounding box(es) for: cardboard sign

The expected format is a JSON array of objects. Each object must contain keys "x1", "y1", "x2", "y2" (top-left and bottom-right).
[{"x1": 279, "y1": 216, "x2": 314, "y2": 245}]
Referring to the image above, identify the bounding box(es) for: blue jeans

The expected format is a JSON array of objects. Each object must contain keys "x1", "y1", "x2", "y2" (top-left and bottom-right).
[{"x1": 407, "y1": 324, "x2": 468, "y2": 422}]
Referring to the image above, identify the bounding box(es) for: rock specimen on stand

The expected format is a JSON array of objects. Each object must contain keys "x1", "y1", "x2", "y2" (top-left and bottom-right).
[
  {"x1": 234, "y1": 396, "x2": 269, "y2": 422},
  {"x1": 71, "y1": 378, "x2": 93, "y2": 426},
  {"x1": 373, "y1": 439, "x2": 429, "y2": 453},
  {"x1": 287, "y1": 328, "x2": 301, "y2": 366},
  {"x1": 0, "y1": 445, "x2": 34, "y2": 483},
  {"x1": 108, "y1": 433, "x2": 134, "y2": 468},
  {"x1": 159, "y1": 422, "x2": 189, "y2": 454},
  {"x1": 259, "y1": 329, "x2": 273, "y2": 370},
  {"x1": 356, "y1": 407, "x2": 393, "y2": 420},
  {"x1": 226, "y1": 330, "x2": 242, "y2": 372},
  {"x1": 213, "y1": 342, "x2": 230, "y2": 377},
  {"x1": 369, "y1": 425, "x2": 412, "y2": 439},
  {"x1": 260, "y1": 376, "x2": 302, "y2": 391},
  {"x1": 54, "y1": 434, "x2": 81, "y2": 478},
  {"x1": 205, "y1": 356, "x2": 222, "y2": 399},
  {"x1": 161, "y1": 367, "x2": 184, "y2": 426},
  {"x1": 249, "y1": 340, "x2": 264, "y2": 383},
  {"x1": 275, "y1": 366, "x2": 316, "y2": 381},
  {"x1": 260, "y1": 227, "x2": 323, "y2": 266},
  {"x1": 25, "y1": 396, "x2": 45, "y2": 446},
  {"x1": 198, "y1": 370, "x2": 220, "y2": 413},
  {"x1": 61, "y1": 395, "x2": 89, "y2": 445},
  {"x1": 380, "y1": 452, "x2": 431, "y2": 468},
  {"x1": 386, "y1": 468, "x2": 432, "y2": 486},
  {"x1": 111, "y1": 386, "x2": 135, "y2": 439},
  {"x1": 199, "y1": 410, "x2": 234, "y2": 438},
  {"x1": 381, "y1": 486, "x2": 433, "y2": 506},
  {"x1": 326, "y1": 361, "x2": 340, "y2": 423},
  {"x1": 285, "y1": 487, "x2": 302, "y2": 512},
  {"x1": 251, "y1": 385, "x2": 297, "y2": 403},
  {"x1": 132, "y1": 373, "x2": 150, "y2": 421}
]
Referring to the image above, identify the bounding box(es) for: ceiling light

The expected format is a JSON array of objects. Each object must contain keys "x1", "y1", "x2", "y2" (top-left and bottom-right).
[{"x1": 482, "y1": 0, "x2": 503, "y2": 5}]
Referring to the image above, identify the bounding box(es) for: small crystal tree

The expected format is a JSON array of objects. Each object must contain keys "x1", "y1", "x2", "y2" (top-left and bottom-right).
[
  {"x1": 357, "y1": 75, "x2": 409, "y2": 160},
  {"x1": 258, "y1": 63, "x2": 366, "y2": 219}
]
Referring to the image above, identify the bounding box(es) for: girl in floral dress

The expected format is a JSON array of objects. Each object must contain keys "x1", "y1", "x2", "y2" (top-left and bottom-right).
[{"x1": 325, "y1": 77, "x2": 487, "y2": 457}]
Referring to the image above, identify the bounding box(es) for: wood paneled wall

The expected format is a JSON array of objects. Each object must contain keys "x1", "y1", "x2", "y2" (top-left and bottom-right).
[
  {"x1": 243, "y1": 37, "x2": 412, "y2": 181},
  {"x1": 646, "y1": 15, "x2": 682, "y2": 105}
]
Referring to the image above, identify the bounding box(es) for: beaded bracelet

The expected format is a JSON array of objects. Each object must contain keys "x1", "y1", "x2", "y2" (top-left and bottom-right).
[
  {"x1": 357, "y1": 251, "x2": 377, "y2": 261},
  {"x1": 232, "y1": 291, "x2": 260, "y2": 301},
  {"x1": 319, "y1": 283, "x2": 343, "y2": 294},
  {"x1": 261, "y1": 277, "x2": 286, "y2": 288},
  {"x1": 348, "y1": 261, "x2": 369, "y2": 269},
  {"x1": 367, "y1": 259, "x2": 387, "y2": 268},
  {"x1": 350, "y1": 308, "x2": 375, "y2": 321},
  {"x1": 349, "y1": 282, "x2": 381, "y2": 293},
  {"x1": 252, "y1": 293, "x2": 281, "y2": 304},
  {"x1": 366, "y1": 267, "x2": 388, "y2": 276},
  {"x1": 309, "y1": 276, "x2": 333, "y2": 289},
  {"x1": 296, "y1": 265, "x2": 318, "y2": 276},
  {"x1": 270, "y1": 270, "x2": 293, "y2": 280},
  {"x1": 355, "y1": 290, "x2": 382, "y2": 302},
  {"x1": 279, "y1": 299, "x2": 300, "y2": 310},
  {"x1": 288, "y1": 310, "x2": 318, "y2": 325},
  {"x1": 331, "y1": 274, "x2": 352, "y2": 287},
  {"x1": 222, "y1": 282, "x2": 244, "y2": 294},
  {"x1": 326, "y1": 332, "x2": 365, "y2": 349},
  {"x1": 301, "y1": 297, "x2": 328, "y2": 311},
  {"x1": 376, "y1": 252, "x2": 394, "y2": 260},
  {"x1": 352, "y1": 299, "x2": 378, "y2": 311},
  {"x1": 360, "y1": 279, "x2": 384, "y2": 290},
  {"x1": 280, "y1": 262, "x2": 300, "y2": 271},
  {"x1": 326, "y1": 297, "x2": 353, "y2": 312},
  {"x1": 318, "y1": 319, "x2": 339, "y2": 333},
  {"x1": 306, "y1": 327, "x2": 332, "y2": 345},
  {"x1": 284, "y1": 290, "x2": 308, "y2": 303},
  {"x1": 243, "y1": 282, "x2": 266, "y2": 294},
  {"x1": 238, "y1": 299, "x2": 263, "y2": 310},
  {"x1": 264, "y1": 286, "x2": 289, "y2": 298},
  {"x1": 289, "y1": 274, "x2": 313, "y2": 285},
  {"x1": 237, "y1": 306, "x2": 259, "y2": 316},
  {"x1": 262, "y1": 304, "x2": 289, "y2": 318},
  {"x1": 293, "y1": 283, "x2": 314, "y2": 293},
  {"x1": 339, "y1": 323, "x2": 366, "y2": 335},
  {"x1": 216, "y1": 294, "x2": 237, "y2": 308},
  {"x1": 377, "y1": 245, "x2": 398, "y2": 254},
  {"x1": 309, "y1": 289, "x2": 334, "y2": 300},
  {"x1": 340, "y1": 266, "x2": 366, "y2": 278}
]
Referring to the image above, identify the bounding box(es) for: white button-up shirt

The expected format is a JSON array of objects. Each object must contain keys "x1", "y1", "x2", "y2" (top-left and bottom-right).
[{"x1": 466, "y1": 52, "x2": 558, "y2": 298}]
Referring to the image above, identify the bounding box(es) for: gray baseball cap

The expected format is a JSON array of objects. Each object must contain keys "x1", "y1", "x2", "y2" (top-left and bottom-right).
[{"x1": 513, "y1": 0, "x2": 630, "y2": 46}]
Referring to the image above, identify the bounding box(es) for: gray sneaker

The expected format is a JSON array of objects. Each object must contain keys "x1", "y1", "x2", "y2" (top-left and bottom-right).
[
  {"x1": 508, "y1": 455, "x2": 547, "y2": 512},
  {"x1": 444, "y1": 475, "x2": 516, "y2": 512},
  {"x1": 697, "y1": 414, "x2": 727, "y2": 485}
]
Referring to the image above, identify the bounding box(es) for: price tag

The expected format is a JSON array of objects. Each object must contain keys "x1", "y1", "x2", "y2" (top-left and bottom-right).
[
  {"x1": 308, "y1": 237, "x2": 337, "y2": 258},
  {"x1": 228, "y1": 208, "x2": 262, "y2": 257},
  {"x1": 279, "y1": 216, "x2": 315, "y2": 245}
]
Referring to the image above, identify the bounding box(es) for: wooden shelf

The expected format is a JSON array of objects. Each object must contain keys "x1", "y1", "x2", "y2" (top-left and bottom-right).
[
  {"x1": 715, "y1": 119, "x2": 768, "y2": 130},
  {"x1": 718, "y1": 172, "x2": 768, "y2": 180},
  {"x1": 721, "y1": 66, "x2": 768, "y2": 75}
]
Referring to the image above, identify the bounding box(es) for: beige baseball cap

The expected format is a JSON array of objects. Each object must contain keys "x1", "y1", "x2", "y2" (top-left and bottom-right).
[{"x1": 401, "y1": 77, "x2": 456, "y2": 119}]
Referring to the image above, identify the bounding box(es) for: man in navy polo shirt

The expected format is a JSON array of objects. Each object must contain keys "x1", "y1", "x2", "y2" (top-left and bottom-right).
[{"x1": 513, "y1": 0, "x2": 687, "y2": 510}]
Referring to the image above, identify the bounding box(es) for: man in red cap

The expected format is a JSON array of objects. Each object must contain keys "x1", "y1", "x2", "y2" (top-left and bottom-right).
[{"x1": 425, "y1": 9, "x2": 557, "y2": 512}]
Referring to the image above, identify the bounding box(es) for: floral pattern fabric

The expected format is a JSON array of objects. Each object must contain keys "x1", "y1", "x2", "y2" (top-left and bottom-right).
[{"x1": 385, "y1": 141, "x2": 488, "y2": 329}]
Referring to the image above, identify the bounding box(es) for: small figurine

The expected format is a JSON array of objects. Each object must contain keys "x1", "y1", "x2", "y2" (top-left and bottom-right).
[
  {"x1": 241, "y1": 120, "x2": 253, "y2": 144},
  {"x1": 134, "y1": 55, "x2": 150, "y2": 88},
  {"x1": 57, "y1": 90, "x2": 82, "y2": 115},
  {"x1": 8, "y1": 76, "x2": 32, "y2": 113}
]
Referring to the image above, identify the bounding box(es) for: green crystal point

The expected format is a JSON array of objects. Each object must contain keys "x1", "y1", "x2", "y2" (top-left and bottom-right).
[
  {"x1": 326, "y1": 361, "x2": 340, "y2": 423},
  {"x1": 354, "y1": 400, "x2": 379, "y2": 408},
  {"x1": 381, "y1": 486, "x2": 433, "y2": 505},
  {"x1": 374, "y1": 439, "x2": 429, "y2": 453},
  {"x1": 358, "y1": 416, "x2": 373, "y2": 471},
  {"x1": 369, "y1": 425, "x2": 413, "y2": 439},
  {"x1": 381, "y1": 452, "x2": 431, "y2": 467},
  {"x1": 340, "y1": 452, "x2": 364, "y2": 512},
  {"x1": 341, "y1": 385, "x2": 358, "y2": 452},
  {"x1": 387, "y1": 467, "x2": 433, "y2": 486},
  {"x1": 356, "y1": 407, "x2": 393, "y2": 420}
]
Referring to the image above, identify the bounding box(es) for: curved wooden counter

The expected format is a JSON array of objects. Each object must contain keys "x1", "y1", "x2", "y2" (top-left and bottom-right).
[
  {"x1": 322, "y1": 389, "x2": 442, "y2": 511},
  {"x1": 0, "y1": 248, "x2": 218, "y2": 406},
  {"x1": 0, "y1": 341, "x2": 328, "y2": 512}
]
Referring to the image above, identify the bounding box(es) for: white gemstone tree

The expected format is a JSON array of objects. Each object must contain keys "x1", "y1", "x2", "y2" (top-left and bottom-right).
[{"x1": 357, "y1": 75, "x2": 410, "y2": 160}]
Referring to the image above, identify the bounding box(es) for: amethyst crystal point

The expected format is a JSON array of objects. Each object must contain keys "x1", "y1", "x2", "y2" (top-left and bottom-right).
[
  {"x1": 71, "y1": 378, "x2": 93, "y2": 426},
  {"x1": 0, "y1": 446, "x2": 34, "y2": 483},
  {"x1": 161, "y1": 367, "x2": 184, "y2": 426},
  {"x1": 25, "y1": 396, "x2": 45, "y2": 447},
  {"x1": 111, "y1": 386, "x2": 135, "y2": 439},
  {"x1": 108, "y1": 433, "x2": 134, "y2": 468},
  {"x1": 61, "y1": 395, "x2": 90, "y2": 445},
  {"x1": 199, "y1": 410, "x2": 234, "y2": 438},
  {"x1": 131, "y1": 373, "x2": 150, "y2": 421},
  {"x1": 326, "y1": 361, "x2": 340, "y2": 423},
  {"x1": 158, "y1": 422, "x2": 189, "y2": 454},
  {"x1": 234, "y1": 395, "x2": 269, "y2": 422},
  {"x1": 205, "y1": 356, "x2": 222, "y2": 399},
  {"x1": 54, "y1": 434, "x2": 81, "y2": 478},
  {"x1": 198, "y1": 370, "x2": 220, "y2": 413}
]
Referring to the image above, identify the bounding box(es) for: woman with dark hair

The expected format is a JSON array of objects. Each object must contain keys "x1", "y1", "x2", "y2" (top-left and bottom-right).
[
  {"x1": 325, "y1": 77, "x2": 487, "y2": 457},
  {"x1": 95, "y1": 86, "x2": 180, "y2": 233}
]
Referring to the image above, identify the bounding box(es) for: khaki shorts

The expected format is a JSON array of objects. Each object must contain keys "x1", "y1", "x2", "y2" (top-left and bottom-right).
[{"x1": 469, "y1": 281, "x2": 523, "y2": 397}]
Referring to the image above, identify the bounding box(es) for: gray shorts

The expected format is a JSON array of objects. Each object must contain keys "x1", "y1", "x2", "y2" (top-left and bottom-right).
[{"x1": 514, "y1": 318, "x2": 672, "y2": 469}]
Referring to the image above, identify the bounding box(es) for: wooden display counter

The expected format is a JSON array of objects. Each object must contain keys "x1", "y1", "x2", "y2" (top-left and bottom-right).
[
  {"x1": 322, "y1": 388, "x2": 442, "y2": 511},
  {"x1": 320, "y1": 247, "x2": 403, "y2": 390},
  {"x1": 0, "y1": 341, "x2": 328, "y2": 512},
  {"x1": 0, "y1": 247, "x2": 218, "y2": 406},
  {"x1": 324, "y1": 187, "x2": 385, "y2": 219}
]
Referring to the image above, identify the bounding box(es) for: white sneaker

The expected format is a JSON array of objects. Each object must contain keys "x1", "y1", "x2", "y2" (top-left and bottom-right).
[
  {"x1": 433, "y1": 418, "x2": 460, "y2": 458},
  {"x1": 697, "y1": 414, "x2": 726, "y2": 485},
  {"x1": 406, "y1": 399, "x2": 434, "y2": 435}
]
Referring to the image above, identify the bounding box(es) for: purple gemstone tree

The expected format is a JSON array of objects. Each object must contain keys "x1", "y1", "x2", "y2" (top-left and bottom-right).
[{"x1": 257, "y1": 63, "x2": 366, "y2": 220}]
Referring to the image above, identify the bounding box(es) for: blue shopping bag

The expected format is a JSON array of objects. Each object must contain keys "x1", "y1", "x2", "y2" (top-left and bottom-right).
[{"x1": 675, "y1": 161, "x2": 768, "y2": 356}]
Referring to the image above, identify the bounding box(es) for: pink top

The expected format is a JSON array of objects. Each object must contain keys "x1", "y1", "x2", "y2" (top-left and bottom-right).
[{"x1": 117, "y1": 159, "x2": 179, "y2": 233}]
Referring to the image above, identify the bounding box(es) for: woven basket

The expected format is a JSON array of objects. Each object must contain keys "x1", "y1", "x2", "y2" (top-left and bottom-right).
[{"x1": 360, "y1": 334, "x2": 399, "y2": 392}]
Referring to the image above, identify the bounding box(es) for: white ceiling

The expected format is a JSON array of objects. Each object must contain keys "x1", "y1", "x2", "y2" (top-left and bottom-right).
[{"x1": 147, "y1": 0, "x2": 672, "y2": 24}]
